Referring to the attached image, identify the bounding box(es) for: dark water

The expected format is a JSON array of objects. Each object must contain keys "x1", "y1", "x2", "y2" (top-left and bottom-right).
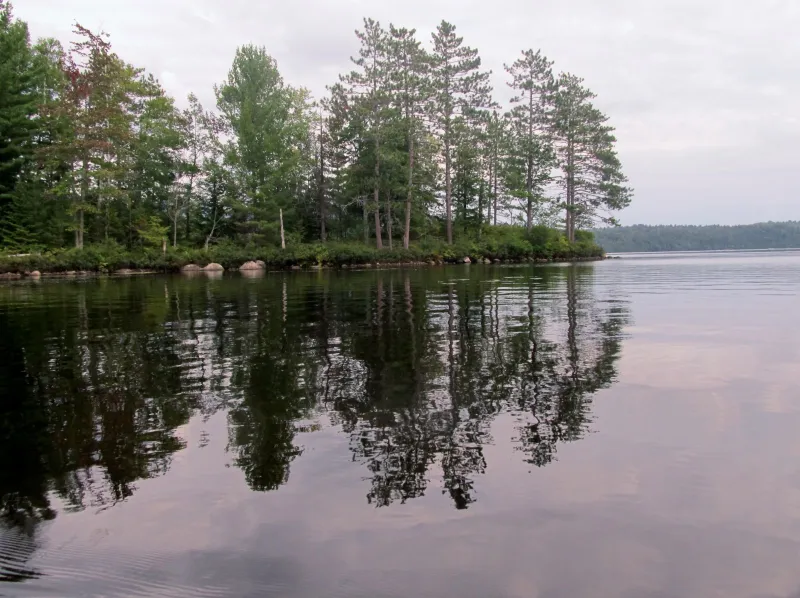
[{"x1": 1, "y1": 251, "x2": 799, "y2": 598}]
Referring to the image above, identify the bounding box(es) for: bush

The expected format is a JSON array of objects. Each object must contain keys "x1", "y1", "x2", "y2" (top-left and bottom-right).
[{"x1": 0, "y1": 226, "x2": 605, "y2": 274}]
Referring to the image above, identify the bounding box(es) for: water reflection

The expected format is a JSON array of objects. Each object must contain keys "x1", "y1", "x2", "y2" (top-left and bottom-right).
[{"x1": 0, "y1": 266, "x2": 627, "y2": 578}]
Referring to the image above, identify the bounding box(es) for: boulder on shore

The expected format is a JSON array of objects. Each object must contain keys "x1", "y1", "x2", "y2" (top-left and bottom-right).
[
  {"x1": 29, "y1": 270, "x2": 41, "y2": 278},
  {"x1": 203, "y1": 263, "x2": 224, "y2": 272},
  {"x1": 181, "y1": 264, "x2": 202, "y2": 272},
  {"x1": 255, "y1": 260, "x2": 266, "y2": 269},
  {"x1": 239, "y1": 261, "x2": 265, "y2": 271},
  {"x1": 462, "y1": 257, "x2": 471, "y2": 264}
]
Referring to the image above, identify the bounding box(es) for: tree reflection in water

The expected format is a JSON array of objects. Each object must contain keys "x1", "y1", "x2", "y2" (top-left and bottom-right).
[{"x1": 0, "y1": 265, "x2": 628, "y2": 554}]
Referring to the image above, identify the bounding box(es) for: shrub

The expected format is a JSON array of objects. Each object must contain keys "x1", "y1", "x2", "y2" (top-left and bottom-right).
[{"x1": 0, "y1": 226, "x2": 605, "y2": 274}]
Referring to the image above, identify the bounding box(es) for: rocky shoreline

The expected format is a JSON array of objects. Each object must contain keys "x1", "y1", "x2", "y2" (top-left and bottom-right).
[{"x1": 0, "y1": 255, "x2": 607, "y2": 281}]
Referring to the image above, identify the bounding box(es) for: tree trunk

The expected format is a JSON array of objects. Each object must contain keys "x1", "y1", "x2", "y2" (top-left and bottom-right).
[
  {"x1": 526, "y1": 87, "x2": 534, "y2": 231},
  {"x1": 445, "y1": 135, "x2": 453, "y2": 244},
  {"x1": 385, "y1": 191, "x2": 392, "y2": 249},
  {"x1": 566, "y1": 139, "x2": 575, "y2": 242},
  {"x1": 185, "y1": 172, "x2": 194, "y2": 241},
  {"x1": 493, "y1": 160, "x2": 498, "y2": 227},
  {"x1": 374, "y1": 202, "x2": 382, "y2": 249},
  {"x1": 403, "y1": 134, "x2": 415, "y2": 250},
  {"x1": 526, "y1": 158, "x2": 533, "y2": 231},
  {"x1": 363, "y1": 201, "x2": 369, "y2": 244},
  {"x1": 477, "y1": 178, "x2": 484, "y2": 240},
  {"x1": 205, "y1": 191, "x2": 219, "y2": 251},
  {"x1": 76, "y1": 209, "x2": 84, "y2": 249},
  {"x1": 486, "y1": 156, "x2": 493, "y2": 226},
  {"x1": 77, "y1": 157, "x2": 88, "y2": 249},
  {"x1": 280, "y1": 208, "x2": 285, "y2": 249},
  {"x1": 374, "y1": 144, "x2": 383, "y2": 250},
  {"x1": 319, "y1": 131, "x2": 327, "y2": 242},
  {"x1": 185, "y1": 201, "x2": 191, "y2": 240}
]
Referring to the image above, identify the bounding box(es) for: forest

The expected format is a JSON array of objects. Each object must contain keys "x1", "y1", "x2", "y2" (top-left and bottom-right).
[
  {"x1": 0, "y1": 2, "x2": 631, "y2": 269},
  {"x1": 594, "y1": 221, "x2": 800, "y2": 252}
]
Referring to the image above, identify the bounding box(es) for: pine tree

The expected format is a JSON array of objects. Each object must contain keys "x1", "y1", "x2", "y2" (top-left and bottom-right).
[
  {"x1": 428, "y1": 20, "x2": 492, "y2": 244},
  {"x1": 0, "y1": 8, "x2": 66, "y2": 248},
  {"x1": 341, "y1": 18, "x2": 393, "y2": 248},
  {"x1": 386, "y1": 25, "x2": 430, "y2": 249},
  {"x1": 550, "y1": 73, "x2": 631, "y2": 241},
  {"x1": 505, "y1": 49, "x2": 555, "y2": 230},
  {"x1": 0, "y1": 3, "x2": 49, "y2": 242}
]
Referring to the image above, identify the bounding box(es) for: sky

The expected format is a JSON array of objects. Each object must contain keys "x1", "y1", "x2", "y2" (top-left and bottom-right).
[{"x1": 14, "y1": 0, "x2": 800, "y2": 225}]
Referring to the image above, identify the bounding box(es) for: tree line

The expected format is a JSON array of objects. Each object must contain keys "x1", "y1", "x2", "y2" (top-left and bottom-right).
[
  {"x1": 594, "y1": 221, "x2": 800, "y2": 252},
  {"x1": 0, "y1": 2, "x2": 631, "y2": 253}
]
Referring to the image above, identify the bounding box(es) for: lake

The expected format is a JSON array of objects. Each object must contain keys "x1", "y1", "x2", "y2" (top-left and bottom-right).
[{"x1": 1, "y1": 250, "x2": 799, "y2": 598}]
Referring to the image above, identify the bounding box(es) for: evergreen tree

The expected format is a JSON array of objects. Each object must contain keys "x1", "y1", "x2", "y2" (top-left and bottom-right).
[
  {"x1": 0, "y1": 2, "x2": 34, "y2": 208},
  {"x1": 387, "y1": 25, "x2": 430, "y2": 249},
  {"x1": 0, "y1": 3, "x2": 65, "y2": 246},
  {"x1": 550, "y1": 73, "x2": 631, "y2": 241},
  {"x1": 127, "y1": 76, "x2": 184, "y2": 248},
  {"x1": 428, "y1": 21, "x2": 492, "y2": 244},
  {"x1": 341, "y1": 18, "x2": 393, "y2": 248},
  {"x1": 505, "y1": 49, "x2": 555, "y2": 230}
]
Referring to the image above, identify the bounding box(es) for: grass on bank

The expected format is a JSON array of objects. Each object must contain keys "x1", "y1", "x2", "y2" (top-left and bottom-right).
[{"x1": 0, "y1": 226, "x2": 603, "y2": 274}]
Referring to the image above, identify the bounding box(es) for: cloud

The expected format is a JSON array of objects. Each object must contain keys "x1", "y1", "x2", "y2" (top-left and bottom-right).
[{"x1": 13, "y1": 0, "x2": 800, "y2": 225}]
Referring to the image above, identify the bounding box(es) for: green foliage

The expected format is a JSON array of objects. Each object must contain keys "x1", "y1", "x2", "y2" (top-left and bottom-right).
[
  {"x1": 0, "y1": 7, "x2": 630, "y2": 257},
  {"x1": 216, "y1": 44, "x2": 312, "y2": 245},
  {"x1": 138, "y1": 215, "x2": 168, "y2": 247},
  {"x1": 550, "y1": 74, "x2": 632, "y2": 241},
  {"x1": 0, "y1": 224, "x2": 602, "y2": 274}
]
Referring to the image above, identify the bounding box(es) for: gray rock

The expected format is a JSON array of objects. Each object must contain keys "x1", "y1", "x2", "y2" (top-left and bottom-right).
[
  {"x1": 181, "y1": 264, "x2": 202, "y2": 272},
  {"x1": 203, "y1": 263, "x2": 224, "y2": 271}
]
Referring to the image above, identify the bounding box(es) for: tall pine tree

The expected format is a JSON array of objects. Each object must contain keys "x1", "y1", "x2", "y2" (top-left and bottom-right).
[
  {"x1": 429, "y1": 21, "x2": 492, "y2": 244},
  {"x1": 550, "y1": 73, "x2": 631, "y2": 241},
  {"x1": 505, "y1": 49, "x2": 554, "y2": 230}
]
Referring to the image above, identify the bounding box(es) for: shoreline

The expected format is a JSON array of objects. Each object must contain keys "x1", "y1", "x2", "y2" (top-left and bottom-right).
[{"x1": 0, "y1": 255, "x2": 607, "y2": 280}]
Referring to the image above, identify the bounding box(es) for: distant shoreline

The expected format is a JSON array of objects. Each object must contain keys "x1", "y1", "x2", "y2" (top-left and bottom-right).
[
  {"x1": 594, "y1": 222, "x2": 800, "y2": 253},
  {"x1": 605, "y1": 247, "x2": 800, "y2": 256}
]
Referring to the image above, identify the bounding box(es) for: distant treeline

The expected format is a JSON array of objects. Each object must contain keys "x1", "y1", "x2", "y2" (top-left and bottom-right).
[{"x1": 593, "y1": 222, "x2": 800, "y2": 252}]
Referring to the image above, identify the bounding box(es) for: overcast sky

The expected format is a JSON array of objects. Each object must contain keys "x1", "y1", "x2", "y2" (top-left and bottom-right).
[{"x1": 15, "y1": 0, "x2": 800, "y2": 225}]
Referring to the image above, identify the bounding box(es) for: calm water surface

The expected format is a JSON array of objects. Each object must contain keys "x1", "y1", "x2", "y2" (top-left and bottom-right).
[{"x1": 1, "y1": 251, "x2": 799, "y2": 597}]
